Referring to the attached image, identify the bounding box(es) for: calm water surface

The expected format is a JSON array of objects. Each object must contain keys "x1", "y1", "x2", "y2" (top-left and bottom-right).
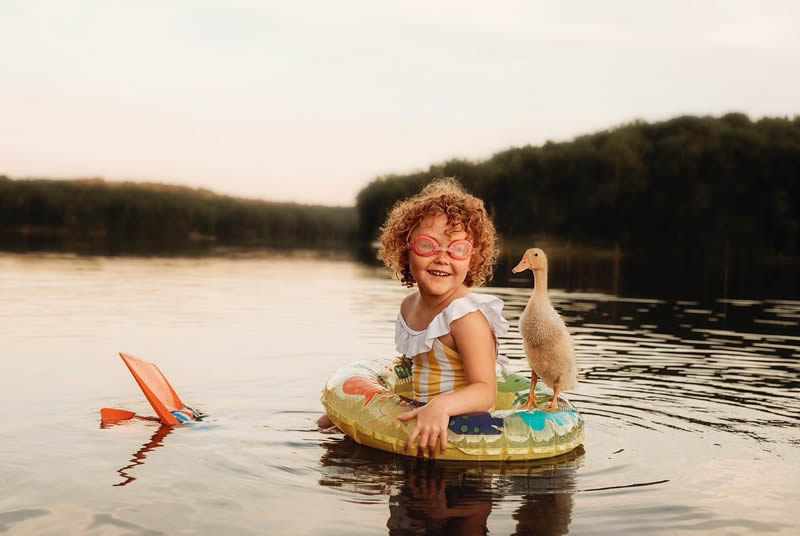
[{"x1": 1, "y1": 252, "x2": 798, "y2": 535}]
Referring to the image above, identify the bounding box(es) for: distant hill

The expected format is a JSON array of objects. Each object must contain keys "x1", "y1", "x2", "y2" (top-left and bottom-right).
[
  {"x1": 0, "y1": 176, "x2": 357, "y2": 251},
  {"x1": 356, "y1": 113, "x2": 800, "y2": 257}
]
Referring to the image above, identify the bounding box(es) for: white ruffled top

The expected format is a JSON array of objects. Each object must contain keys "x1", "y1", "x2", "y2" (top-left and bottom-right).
[{"x1": 395, "y1": 293, "x2": 509, "y2": 357}]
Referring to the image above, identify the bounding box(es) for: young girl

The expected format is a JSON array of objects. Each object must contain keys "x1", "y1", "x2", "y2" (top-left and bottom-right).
[{"x1": 320, "y1": 178, "x2": 508, "y2": 456}]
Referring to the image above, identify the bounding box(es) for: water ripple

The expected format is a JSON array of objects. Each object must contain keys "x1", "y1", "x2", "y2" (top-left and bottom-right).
[{"x1": 502, "y1": 290, "x2": 800, "y2": 448}]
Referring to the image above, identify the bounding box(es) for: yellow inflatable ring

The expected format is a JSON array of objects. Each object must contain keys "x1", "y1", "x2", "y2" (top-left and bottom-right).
[{"x1": 321, "y1": 357, "x2": 584, "y2": 461}]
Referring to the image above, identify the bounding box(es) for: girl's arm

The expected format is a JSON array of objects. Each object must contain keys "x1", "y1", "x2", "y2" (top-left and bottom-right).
[{"x1": 399, "y1": 310, "x2": 497, "y2": 455}]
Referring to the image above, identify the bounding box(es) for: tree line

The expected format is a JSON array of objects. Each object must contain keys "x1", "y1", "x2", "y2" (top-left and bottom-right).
[
  {"x1": 356, "y1": 113, "x2": 799, "y2": 257},
  {"x1": 0, "y1": 177, "x2": 357, "y2": 250}
]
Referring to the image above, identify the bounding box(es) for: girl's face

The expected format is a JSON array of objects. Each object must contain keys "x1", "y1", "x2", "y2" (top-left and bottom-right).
[{"x1": 408, "y1": 213, "x2": 472, "y2": 298}]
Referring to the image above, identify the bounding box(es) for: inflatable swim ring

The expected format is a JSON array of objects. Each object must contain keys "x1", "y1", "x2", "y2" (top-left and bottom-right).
[{"x1": 321, "y1": 357, "x2": 584, "y2": 461}]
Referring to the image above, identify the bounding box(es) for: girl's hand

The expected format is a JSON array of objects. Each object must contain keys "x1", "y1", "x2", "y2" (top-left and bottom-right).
[{"x1": 399, "y1": 400, "x2": 450, "y2": 456}]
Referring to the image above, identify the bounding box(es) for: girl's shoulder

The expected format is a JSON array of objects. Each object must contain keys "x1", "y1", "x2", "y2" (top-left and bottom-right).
[
  {"x1": 395, "y1": 292, "x2": 509, "y2": 356},
  {"x1": 443, "y1": 293, "x2": 509, "y2": 339},
  {"x1": 399, "y1": 292, "x2": 417, "y2": 321}
]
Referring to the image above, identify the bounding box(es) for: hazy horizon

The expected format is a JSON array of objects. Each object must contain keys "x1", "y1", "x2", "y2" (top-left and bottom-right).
[{"x1": 2, "y1": 1, "x2": 798, "y2": 205}]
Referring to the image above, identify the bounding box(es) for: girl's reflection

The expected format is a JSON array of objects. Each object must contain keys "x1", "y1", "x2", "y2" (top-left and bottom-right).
[
  {"x1": 388, "y1": 463, "x2": 493, "y2": 535},
  {"x1": 318, "y1": 437, "x2": 583, "y2": 536},
  {"x1": 512, "y1": 493, "x2": 574, "y2": 536}
]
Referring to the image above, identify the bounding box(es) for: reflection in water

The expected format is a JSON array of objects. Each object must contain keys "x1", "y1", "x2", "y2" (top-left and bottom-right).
[
  {"x1": 511, "y1": 494, "x2": 573, "y2": 536},
  {"x1": 318, "y1": 437, "x2": 584, "y2": 536},
  {"x1": 108, "y1": 425, "x2": 174, "y2": 487},
  {"x1": 493, "y1": 244, "x2": 799, "y2": 302},
  {"x1": 388, "y1": 468, "x2": 493, "y2": 536}
]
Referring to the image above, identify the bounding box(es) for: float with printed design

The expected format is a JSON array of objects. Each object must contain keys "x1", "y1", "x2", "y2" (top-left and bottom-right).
[{"x1": 321, "y1": 357, "x2": 584, "y2": 461}]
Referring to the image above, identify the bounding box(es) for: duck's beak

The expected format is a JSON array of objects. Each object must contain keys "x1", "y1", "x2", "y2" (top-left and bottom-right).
[{"x1": 512, "y1": 259, "x2": 529, "y2": 273}]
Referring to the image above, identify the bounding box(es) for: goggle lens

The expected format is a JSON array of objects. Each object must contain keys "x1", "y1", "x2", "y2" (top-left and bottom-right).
[
  {"x1": 411, "y1": 236, "x2": 473, "y2": 260},
  {"x1": 450, "y1": 242, "x2": 471, "y2": 259},
  {"x1": 415, "y1": 237, "x2": 437, "y2": 255}
]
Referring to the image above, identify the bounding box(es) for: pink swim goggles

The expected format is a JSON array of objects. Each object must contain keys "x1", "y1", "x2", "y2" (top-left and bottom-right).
[{"x1": 410, "y1": 235, "x2": 473, "y2": 261}]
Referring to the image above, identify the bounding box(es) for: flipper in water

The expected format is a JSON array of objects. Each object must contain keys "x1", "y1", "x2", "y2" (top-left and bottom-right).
[{"x1": 101, "y1": 352, "x2": 199, "y2": 426}]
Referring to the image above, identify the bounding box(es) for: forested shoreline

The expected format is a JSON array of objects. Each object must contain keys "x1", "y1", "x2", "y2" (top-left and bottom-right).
[
  {"x1": 358, "y1": 113, "x2": 799, "y2": 258},
  {"x1": 0, "y1": 177, "x2": 358, "y2": 252}
]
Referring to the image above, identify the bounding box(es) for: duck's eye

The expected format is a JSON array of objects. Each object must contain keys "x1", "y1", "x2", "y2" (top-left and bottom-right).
[{"x1": 534, "y1": 253, "x2": 538, "y2": 256}]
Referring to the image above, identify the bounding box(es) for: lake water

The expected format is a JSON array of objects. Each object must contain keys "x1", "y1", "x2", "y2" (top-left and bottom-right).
[{"x1": 1, "y1": 251, "x2": 798, "y2": 535}]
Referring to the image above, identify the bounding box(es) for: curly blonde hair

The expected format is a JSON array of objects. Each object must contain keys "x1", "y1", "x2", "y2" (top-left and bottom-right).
[{"x1": 377, "y1": 178, "x2": 499, "y2": 288}]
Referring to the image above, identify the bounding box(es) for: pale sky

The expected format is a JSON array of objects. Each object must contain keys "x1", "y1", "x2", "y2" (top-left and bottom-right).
[{"x1": 1, "y1": 1, "x2": 798, "y2": 206}]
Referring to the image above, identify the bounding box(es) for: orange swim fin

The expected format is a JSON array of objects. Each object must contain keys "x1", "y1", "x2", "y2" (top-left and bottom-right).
[
  {"x1": 99, "y1": 408, "x2": 162, "y2": 427},
  {"x1": 118, "y1": 352, "x2": 196, "y2": 426},
  {"x1": 100, "y1": 408, "x2": 137, "y2": 421}
]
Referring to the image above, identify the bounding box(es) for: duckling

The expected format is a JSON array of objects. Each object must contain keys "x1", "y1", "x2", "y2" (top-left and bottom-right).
[{"x1": 512, "y1": 248, "x2": 578, "y2": 410}]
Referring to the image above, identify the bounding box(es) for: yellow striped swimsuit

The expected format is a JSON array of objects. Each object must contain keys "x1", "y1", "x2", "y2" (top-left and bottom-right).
[
  {"x1": 411, "y1": 339, "x2": 466, "y2": 402},
  {"x1": 394, "y1": 293, "x2": 509, "y2": 404}
]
